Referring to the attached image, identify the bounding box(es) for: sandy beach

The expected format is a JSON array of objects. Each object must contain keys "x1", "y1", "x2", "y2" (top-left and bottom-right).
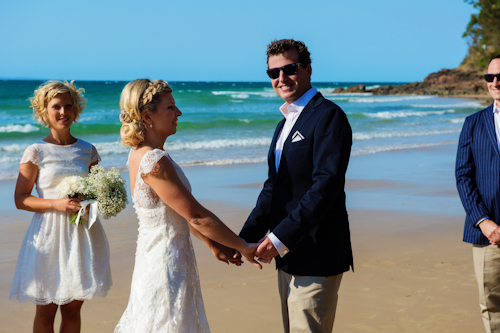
[{"x1": 0, "y1": 143, "x2": 484, "y2": 332}]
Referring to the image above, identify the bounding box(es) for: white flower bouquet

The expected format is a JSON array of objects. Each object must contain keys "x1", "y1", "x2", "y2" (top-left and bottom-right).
[{"x1": 56, "y1": 166, "x2": 128, "y2": 227}]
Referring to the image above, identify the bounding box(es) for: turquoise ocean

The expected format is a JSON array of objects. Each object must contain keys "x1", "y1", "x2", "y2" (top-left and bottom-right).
[{"x1": 0, "y1": 80, "x2": 486, "y2": 180}]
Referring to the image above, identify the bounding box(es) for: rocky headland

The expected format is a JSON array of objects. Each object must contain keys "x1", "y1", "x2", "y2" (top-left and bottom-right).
[{"x1": 333, "y1": 68, "x2": 492, "y2": 103}]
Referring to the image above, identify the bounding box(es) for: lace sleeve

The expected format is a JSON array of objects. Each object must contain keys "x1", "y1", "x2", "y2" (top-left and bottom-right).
[
  {"x1": 140, "y1": 149, "x2": 168, "y2": 176},
  {"x1": 20, "y1": 145, "x2": 40, "y2": 167},
  {"x1": 91, "y1": 145, "x2": 101, "y2": 164}
]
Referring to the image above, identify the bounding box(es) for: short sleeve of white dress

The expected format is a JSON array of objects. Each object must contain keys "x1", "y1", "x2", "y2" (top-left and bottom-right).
[
  {"x1": 20, "y1": 145, "x2": 40, "y2": 167},
  {"x1": 139, "y1": 149, "x2": 167, "y2": 176},
  {"x1": 139, "y1": 149, "x2": 191, "y2": 191},
  {"x1": 91, "y1": 145, "x2": 101, "y2": 164},
  {"x1": 133, "y1": 149, "x2": 192, "y2": 209},
  {"x1": 133, "y1": 149, "x2": 169, "y2": 209}
]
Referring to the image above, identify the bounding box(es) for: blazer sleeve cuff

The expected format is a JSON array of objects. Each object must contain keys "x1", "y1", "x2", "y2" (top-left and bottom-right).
[{"x1": 475, "y1": 215, "x2": 490, "y2": 228}]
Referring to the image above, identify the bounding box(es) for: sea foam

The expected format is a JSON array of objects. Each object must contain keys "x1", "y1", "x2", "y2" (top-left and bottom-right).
[
  {"x1": 363, "y1": 109, "x2": 456, "y2": 119},
  {"x1": 349, "y1": 95, "x2": 434, "y2": 103},
  {"x1": 167, "y1": 138, "x2": 271, "y2": 151},
  {"x1": 353, "y1": 129, "x2": 460, "y2": 140},
  {"x1": 448, "y1": 118, "x2": 466, "y2": 124},
  {"x1": 0, "y1": 143, "x2": 27, "y2": 152},
  {"x1": 408, "y1": 101, "x2": 484, "y2": 108},
  {"x1": 352, "y1": 141, "x2": 456, "y2": 155},
  {"x1": 211, "y1": 90, "x2": 276, "y2": 98},
  {"x1": 0, "y1": 124, "x2": 39, "y2": 133},
  {"x1": 180, "y1": 157, "x2": 267, "y2": 167}
]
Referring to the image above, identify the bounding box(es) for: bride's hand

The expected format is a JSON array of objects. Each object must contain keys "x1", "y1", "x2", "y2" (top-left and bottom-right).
[
  {"x1": 240, "y1": 243, "x2": 262, "y2": 270},
  {"x1": 209, "y1": 241, "x2": 243, "y2": 266}
]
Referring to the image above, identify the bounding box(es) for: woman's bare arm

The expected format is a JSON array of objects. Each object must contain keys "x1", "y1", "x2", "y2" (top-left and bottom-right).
[
  {"x1": 188, "y1": 225, "x2": 243, "y2": 265},
  {"x1": 144, "y1": 156, "x2": 260, "y2": 269},
  {"x1": 14, "y1": 162, "x2": 81, "y2": 214}
]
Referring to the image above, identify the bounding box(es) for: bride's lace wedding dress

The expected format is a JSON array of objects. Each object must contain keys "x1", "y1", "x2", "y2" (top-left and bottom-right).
[{"x1": 115, "y1": 149, "x2": 210, "y2": 333}]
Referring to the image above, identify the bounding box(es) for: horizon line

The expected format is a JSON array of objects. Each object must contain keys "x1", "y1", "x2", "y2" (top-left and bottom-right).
[{"x1": 0, "y1": 78, "x2": 410, "y2": 84}]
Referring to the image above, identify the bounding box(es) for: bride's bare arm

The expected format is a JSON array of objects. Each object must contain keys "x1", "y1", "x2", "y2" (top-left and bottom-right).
[
  {"x1": 188, "y1": 225, "x2": 243, "y2": 265},
  {"x1": 143, "y1": 156, "x2": 261, "y2": 269}
]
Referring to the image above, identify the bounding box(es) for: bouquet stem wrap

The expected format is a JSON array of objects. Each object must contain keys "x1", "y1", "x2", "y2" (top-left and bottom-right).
[{"x1": 72, "y1": 200, "x2": 99, "y2": 229}]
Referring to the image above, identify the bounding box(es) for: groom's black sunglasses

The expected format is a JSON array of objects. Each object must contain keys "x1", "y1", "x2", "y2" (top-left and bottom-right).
[
  {"x1": 484, "y1": 73, "x2": 500, "y2": 82},
  {"x1": 267, "y1": 63, "x2": 303, "y2": 79}
]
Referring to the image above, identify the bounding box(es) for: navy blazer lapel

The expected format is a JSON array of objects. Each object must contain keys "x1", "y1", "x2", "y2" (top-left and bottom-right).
[
  {"x1": 277, "y1": 93, "x2": 323, "y2": 173},
  {"x1": 483, "y1": 104, "x2": 500, "y2": 159}
]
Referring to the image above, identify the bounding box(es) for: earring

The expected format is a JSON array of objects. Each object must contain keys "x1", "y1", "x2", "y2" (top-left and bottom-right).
[{"x1": 149, "y1": 122, "x2": 153, "y2": 128}]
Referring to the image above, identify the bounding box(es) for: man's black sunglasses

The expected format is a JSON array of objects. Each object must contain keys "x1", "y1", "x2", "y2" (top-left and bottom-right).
[
  {"x1": 267, "y1": 63, "x2": 303, "y2": 79},
  {"x1": 484, "y1": 73, "x2": 500, "y2": 82}
]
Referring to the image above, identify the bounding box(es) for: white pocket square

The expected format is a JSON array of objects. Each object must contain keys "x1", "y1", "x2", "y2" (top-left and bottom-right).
[{"x1": 291, "y1": 131, "x2": 305, "y2": 143}]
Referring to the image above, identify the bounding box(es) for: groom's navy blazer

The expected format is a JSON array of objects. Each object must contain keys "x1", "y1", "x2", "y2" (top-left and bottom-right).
[
  {"x1": 456, "y1": 104, "x2": 500, "y2": 245},
  {"x1": 240, "y1": 92, "x2": 353, "y2": 277}
]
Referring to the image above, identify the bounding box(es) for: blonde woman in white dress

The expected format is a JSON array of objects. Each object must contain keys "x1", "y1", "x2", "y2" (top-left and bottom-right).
[
  {"x1": 115, "y1": 79, "x2": 261, "y2": 333},
  {"x1": 10, "y1": 81, "x2": 112, "y2": 332}
]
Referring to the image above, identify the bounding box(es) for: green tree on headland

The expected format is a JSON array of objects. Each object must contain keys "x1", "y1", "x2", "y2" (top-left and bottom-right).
[{"x1": 461, "y1": 0, "x2": 500, "y2": 70}]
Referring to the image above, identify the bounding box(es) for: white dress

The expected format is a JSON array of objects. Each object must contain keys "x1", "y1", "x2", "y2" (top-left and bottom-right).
[
  {"x1": 115, "y1": 149, "x2": 210, "y2": 333},
  {"x1": 9, "y1": 139, "x2": 112, "y2": 305}
]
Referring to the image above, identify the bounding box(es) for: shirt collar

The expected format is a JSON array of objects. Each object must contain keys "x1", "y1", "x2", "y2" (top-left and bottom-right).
[
  {"x1": 495, "y1": 102, "x2": 500, "y2": 114},
  {"x1": 279, "y1": 87, "x2": 318, "y2": 119}
]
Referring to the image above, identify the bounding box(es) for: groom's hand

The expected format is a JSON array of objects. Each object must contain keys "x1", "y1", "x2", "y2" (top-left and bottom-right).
[{"x1": 256, "y1": 237, "x2": 278, "y2": 263}]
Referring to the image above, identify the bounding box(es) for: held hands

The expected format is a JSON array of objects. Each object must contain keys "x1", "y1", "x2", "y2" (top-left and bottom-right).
[
  {"x1": 234, "y1": 237, "x2": 279, "y2": 265},
  {"x1": 209, "y1": 241, "x2": 243, "y2": 266},
  {"x1": 209, "y1": 237, "x2": 278, "y2": 270},
  {"x1": 479, "y1": 219, "x2": 500, "y2": 245},
  {"x1": 52, "y1": 198, "x2": 82, "y2": 214},
  {"x1": 239, "y1": 243, "x2": 262, "y2": 270},
  {"x1": 255, "y1": 236, "x2": 279, "y2": 264}
]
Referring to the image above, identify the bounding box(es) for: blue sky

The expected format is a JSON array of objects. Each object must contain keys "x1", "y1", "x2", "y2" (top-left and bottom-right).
[{"x1": 0, "y1": 0, "x2": 477, "y2": 82}]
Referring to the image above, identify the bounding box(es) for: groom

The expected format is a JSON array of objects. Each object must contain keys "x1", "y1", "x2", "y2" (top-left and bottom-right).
[{"x1": 239, "y1": 39, "x2": 353, "y2": 332}]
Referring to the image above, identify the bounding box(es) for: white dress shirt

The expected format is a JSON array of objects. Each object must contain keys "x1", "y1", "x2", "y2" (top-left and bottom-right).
[
  {"x1": 269, "y1": 87, "x2": 318, "y2": 257},
  {"x1": 476, "y1": 102, "x2": 500, "y2": 227},
  {"x1": 494, "y1": 102, "x2": 500, "y2": 151}
]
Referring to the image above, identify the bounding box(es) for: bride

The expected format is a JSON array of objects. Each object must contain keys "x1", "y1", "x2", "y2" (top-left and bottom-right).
[{"x1": 115, "y1": 79, "x2": 261, "y2": 333}]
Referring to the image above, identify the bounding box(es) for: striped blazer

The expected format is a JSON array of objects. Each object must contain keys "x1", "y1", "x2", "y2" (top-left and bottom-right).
[{"x1": 456, "y1": 104, "x2": 499, "y2": 245}]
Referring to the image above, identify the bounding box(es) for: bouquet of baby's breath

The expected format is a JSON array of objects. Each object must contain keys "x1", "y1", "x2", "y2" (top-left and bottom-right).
[
  {"x1": 84, "y1": 166, "x2": 128, "y2": 219},
  {"x1": 56, "y1": 166, "x2": 128, "y2": 225}
]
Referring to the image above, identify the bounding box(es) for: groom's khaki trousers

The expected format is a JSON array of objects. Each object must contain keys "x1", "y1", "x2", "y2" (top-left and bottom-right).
[
  {"x1": 278, "y1": 269, "x2": 343, "y2": 333},
  {"x1": 473, "y1": 244, "x2": 500, "y2": 332}
]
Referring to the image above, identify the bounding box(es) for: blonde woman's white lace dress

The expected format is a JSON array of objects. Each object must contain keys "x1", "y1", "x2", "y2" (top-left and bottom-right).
[
  {"x1": 9, "y1": 139, "x2": 112, "y2": 305},
  {"x1": 115, "y1": 149, "x2": 210, "y2": 333}
]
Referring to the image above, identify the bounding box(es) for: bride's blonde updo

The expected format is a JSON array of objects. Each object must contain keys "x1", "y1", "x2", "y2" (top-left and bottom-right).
[{"x1": 119, "y1": 79, "x2": 172, "y2": 147}]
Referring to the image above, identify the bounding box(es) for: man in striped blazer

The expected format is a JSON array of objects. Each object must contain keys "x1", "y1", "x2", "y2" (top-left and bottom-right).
[{"x1": 456, "y1": 54, "x2": 500, "y2": 332}]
